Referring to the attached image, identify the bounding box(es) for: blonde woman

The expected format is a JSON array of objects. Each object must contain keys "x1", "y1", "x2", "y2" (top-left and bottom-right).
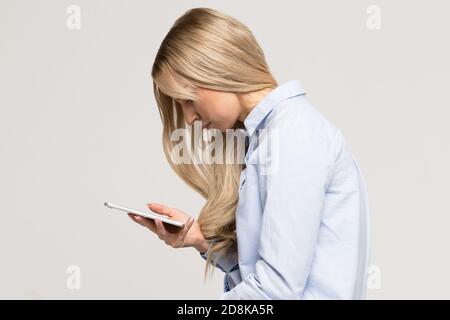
[{"x1": 128, "y1": 7, "x2": 371, "y2": 300}]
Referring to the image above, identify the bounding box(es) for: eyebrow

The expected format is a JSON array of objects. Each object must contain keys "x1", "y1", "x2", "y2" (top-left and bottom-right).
[{"x1": 175, "y1": 98, "x2": 192, "y2": 103}]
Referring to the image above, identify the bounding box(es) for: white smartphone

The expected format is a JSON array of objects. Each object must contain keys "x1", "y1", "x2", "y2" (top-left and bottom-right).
[{"x1": 104, "y1": 201, "x2": 185, "y2": 228}]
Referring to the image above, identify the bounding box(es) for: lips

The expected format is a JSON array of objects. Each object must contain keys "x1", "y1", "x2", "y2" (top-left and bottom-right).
[{"x1": 202, "y1": 121, "x2": 211, "y2": 129}]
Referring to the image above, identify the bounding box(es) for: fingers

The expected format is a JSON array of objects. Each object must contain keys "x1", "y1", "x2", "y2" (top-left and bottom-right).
[
  {"x1": 152, "y1": 216, "x2": 195, "y2": 248},
  {"x1": 128, "y1": 213, "x2": 156, "y2": 233},
  {"x1": 129, "y1": 209, "x2": 197, "y2": 249},
  {"x1": 179, "y1": 216, "x2": 195, "y2": 243},
  {"x1": 154, "y1": 218, "x2": 168, "y2": 240},
  {"x1": 128, "y1": 213, "x2": 140, "y2": 224},
  {"x1": 169, "y1": 216, "x2": 194, "y2": 248},
  {"x1": 183, "y1": 216, "x2": 195, "y2": 236}
]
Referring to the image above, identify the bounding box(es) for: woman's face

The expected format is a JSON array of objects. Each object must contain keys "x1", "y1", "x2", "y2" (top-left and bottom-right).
[{"x1": 177, "y1": 87, "x2": 242, "y2": 132}]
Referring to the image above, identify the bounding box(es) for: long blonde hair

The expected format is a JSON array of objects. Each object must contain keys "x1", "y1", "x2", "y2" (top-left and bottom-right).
[{"x1": 151, "y1": 7, "x2": 277, "y2": 281}]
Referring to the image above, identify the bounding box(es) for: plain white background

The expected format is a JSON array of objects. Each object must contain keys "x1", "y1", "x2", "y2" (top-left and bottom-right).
[{"x1": 1, "y1": 0, "x2": 449, "y2": 299}]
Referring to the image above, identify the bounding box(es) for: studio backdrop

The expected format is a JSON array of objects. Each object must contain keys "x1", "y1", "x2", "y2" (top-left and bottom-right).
[{"x1": 1, "y1": 0, "x2": 449, "y2": 299}]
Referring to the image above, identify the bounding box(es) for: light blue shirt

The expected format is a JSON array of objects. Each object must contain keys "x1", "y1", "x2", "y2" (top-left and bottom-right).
[{"x1": 200, "y1": 80, "x2": 371, "y2": 299}]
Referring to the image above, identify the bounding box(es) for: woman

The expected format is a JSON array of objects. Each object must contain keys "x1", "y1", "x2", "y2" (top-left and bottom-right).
[{"x1": 128, "y1": 7, "x2": 371, "y2": 300}]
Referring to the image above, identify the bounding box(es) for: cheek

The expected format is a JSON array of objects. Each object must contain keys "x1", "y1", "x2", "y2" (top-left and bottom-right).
[{"x1": 209, "y1": 96, "x2": 240, "y2": 124}]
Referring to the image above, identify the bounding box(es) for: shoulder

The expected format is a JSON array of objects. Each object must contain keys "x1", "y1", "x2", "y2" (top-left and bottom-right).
[{"x1": 262, "y1": 95, "x2": 340, "y2": 158}]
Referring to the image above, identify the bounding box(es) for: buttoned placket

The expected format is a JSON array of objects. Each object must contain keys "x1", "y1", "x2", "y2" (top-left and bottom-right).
[{"x1": 223, "y1": 130, "x2": 251, "y2": 293}]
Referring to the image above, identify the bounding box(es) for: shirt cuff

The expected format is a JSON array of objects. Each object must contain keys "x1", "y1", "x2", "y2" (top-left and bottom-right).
[{"x1": 199, "y1": 243, "x2": 239, "y2": 274}]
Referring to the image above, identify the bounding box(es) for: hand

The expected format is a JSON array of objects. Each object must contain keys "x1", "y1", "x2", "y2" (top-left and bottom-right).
[{"x1": 127, "y1": 202, "x2": 208, "y2": 252}]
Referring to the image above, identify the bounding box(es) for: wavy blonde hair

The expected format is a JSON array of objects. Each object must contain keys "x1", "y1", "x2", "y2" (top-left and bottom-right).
[{"x1": 151, "y1": 7, "x2": 277, "y2": 281}]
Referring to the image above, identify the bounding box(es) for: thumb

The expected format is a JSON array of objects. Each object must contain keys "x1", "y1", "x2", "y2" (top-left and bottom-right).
[{"x1": 147, "y1": 202, "x2": 172, "y2": 217}]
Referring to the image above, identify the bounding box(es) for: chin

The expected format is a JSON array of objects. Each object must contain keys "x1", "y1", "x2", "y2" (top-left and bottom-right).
[
  {"x1": 209, "y1": 123, "x2": 221, "y2": 131},
  {"x1": 209, "y1": 122, "x2": 231, "y2": 133}
]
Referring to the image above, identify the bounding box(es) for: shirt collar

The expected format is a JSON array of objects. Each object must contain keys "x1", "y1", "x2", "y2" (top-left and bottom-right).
[{"x1": 243, "y1": 79, "x2": 306, "y2": 137}]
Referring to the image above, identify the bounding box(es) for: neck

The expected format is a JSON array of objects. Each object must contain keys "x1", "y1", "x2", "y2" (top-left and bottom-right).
[{"x1": 237, "y1": 87, "x2": 274, "y2": 122}]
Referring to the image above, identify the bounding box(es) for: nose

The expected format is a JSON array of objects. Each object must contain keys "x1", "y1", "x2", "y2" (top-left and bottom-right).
[{"x1": 183, "y1": 105, "x2": 200, "y2": 126}]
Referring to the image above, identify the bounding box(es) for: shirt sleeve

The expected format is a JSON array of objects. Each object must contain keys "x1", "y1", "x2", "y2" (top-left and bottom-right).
[
  {"x1": 219, "y1": 114, "x2": 336, "y2": 299},
  {"x1": 199, "y1": 241, "x2": 239, "y2": 274}
]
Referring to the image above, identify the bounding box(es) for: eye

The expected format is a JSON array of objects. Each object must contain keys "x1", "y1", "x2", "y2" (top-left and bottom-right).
[{"x1": 185, "y1": 99, "x2": 194, "y2": 105}]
